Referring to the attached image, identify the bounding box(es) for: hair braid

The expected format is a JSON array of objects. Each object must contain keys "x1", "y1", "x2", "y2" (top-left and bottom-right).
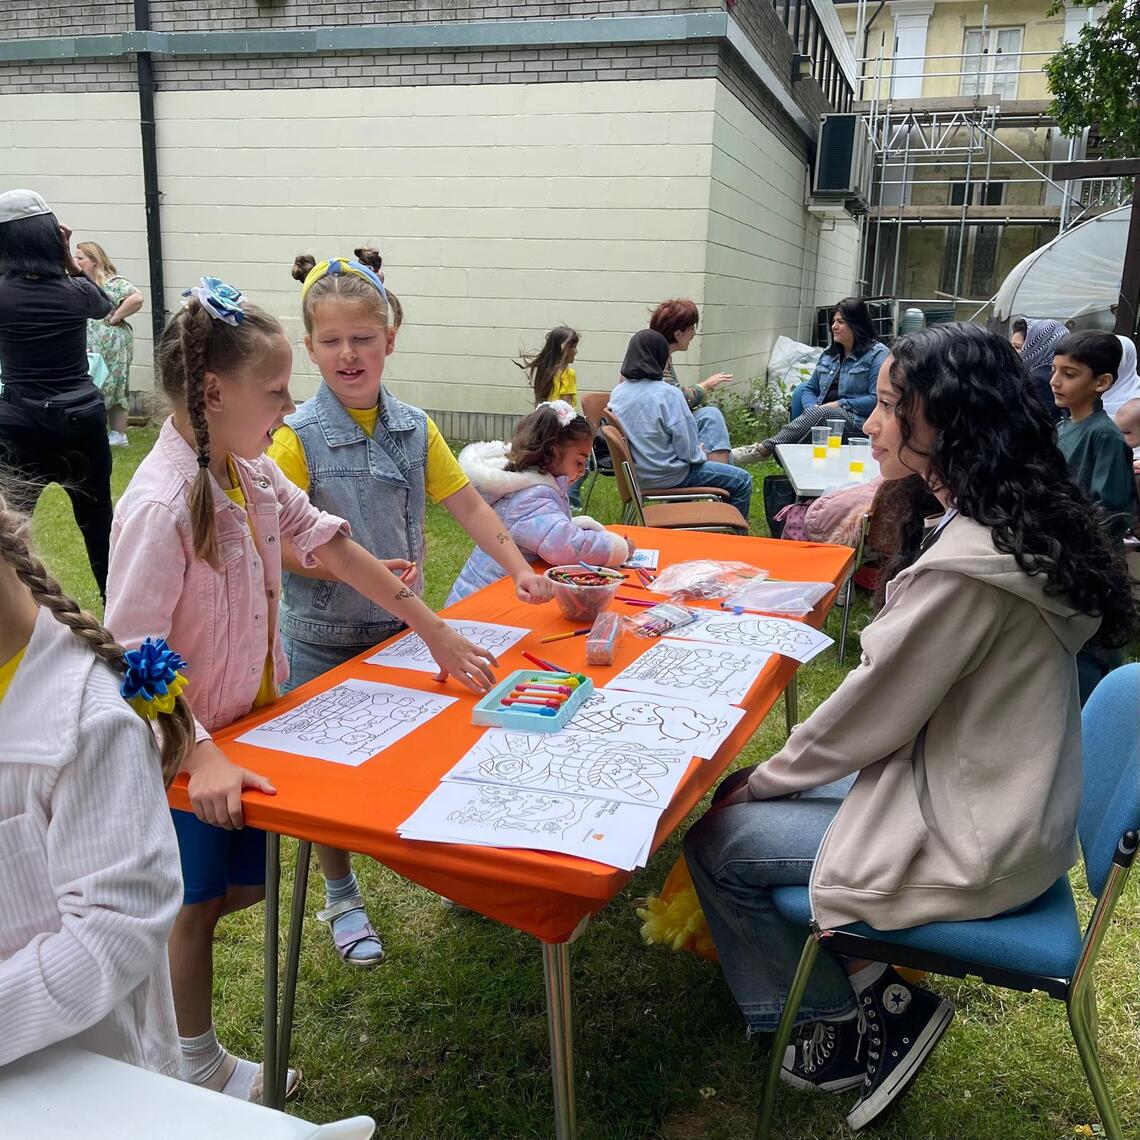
[
  {"x1": 0, "y1": 495, "x2": 194, "y2": 786},
  {"x1": 180, "y1": 302, "x2": 219, "y2": 566}
]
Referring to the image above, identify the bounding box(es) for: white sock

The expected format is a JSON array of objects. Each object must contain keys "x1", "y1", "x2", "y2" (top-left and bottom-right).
[
  {"x1": 847, "y1": 962, "x2": 890, "y2": 995},
  {"x1": 179, "y1": 1025, "x2": 259, "y2": 1099}
]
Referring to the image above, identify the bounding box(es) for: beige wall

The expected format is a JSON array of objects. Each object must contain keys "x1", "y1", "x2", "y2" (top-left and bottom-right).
[
  {"x1": 2, "y1": 94, "x2": 155, "y2": 395},
  {"x1": 841, "y1": 0, "x2": 1066, "y2": 102},
  {"x1": 2, "y1": 78, "x2": 840, "y2": 414}
]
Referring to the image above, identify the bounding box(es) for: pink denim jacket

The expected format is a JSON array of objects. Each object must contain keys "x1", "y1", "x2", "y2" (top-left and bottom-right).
[{"x1": 105, "y1": 418, "x2": 349, "y2": 742}]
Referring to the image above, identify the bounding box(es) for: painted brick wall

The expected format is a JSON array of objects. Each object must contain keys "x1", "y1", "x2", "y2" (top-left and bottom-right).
[{"x1": 0, "y1": 2, "x2": 133, "y2": 37}]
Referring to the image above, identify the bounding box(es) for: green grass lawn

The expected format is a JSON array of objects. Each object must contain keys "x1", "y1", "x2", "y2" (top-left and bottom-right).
[{"x1": 29, "y1": 427, "x2": 1138, "y2": 1139}]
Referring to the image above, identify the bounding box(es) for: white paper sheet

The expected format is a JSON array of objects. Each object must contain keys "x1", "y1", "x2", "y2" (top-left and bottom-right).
[
  {"x1": 564, "y1": 688, "x2": 746, "y2": 760},
  {"x1": 622, "y1": 548, "x2": 660, "y2": 570},
  {"x1": 668, "y1": 613, "x2": 834, "y2": 663},
  {"x1": 604, "y1": 639, "x2": 773, "y2": 706},
  {"x1": 398, "y1": 782, "x2": 660, "y2": 870},
  {"x1": 365, "y1": 619, "x2": 531, "y2": 673},
  {"x1": 237, "y1": 678, "x2": 456, "y2": 766},
  {"x1": 442, "y1": 727, "x2": 698, "y2": 807}
]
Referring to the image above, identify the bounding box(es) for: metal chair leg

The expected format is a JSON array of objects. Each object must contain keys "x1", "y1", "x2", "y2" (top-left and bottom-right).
[
  {"x1": 755, "y1": 935, "x2": 821, "y2": 1140},
  {"x1": 784, "y1": 672, "x2": 798, "y2": 736},
  {"x1": 276, "y1": 839, "x2": 312, "y2": 1095},
  {"x1": 579, "y1": 468, "x2": 599, "y2": 516},
  {"x1": 262, "y1": 831, "x2": 282, "y2": 1109},
  {"x1": 837, "y1": 574, "x2": 854, "y2": 663},
  {"x1": 1068, "y1": 984, "x2": 1123, "y2": 1140},
  {"x1": 542, "y1": 941, "x2": 577, "y2": 1140}
]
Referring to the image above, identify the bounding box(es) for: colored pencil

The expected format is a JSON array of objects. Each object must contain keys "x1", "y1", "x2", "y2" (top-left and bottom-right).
[
  {"x1": 539, "y1": 628, "x2": 591, "y2": 643},
  {"x1": 636, "y1": 568, "x2": 655, "y2": 588},
  {"x1": 578, "y1": 560, "x2": 624, "y2": 579},
  {"x1": 521, "y1": 650, "x2": 571, "y2": 673},
  {"x1": 624, "y1": 577, "x2": 648, "y2": 591},
  {"x1": 617, "y1": 596, "x2": 657, "y2": 607}
]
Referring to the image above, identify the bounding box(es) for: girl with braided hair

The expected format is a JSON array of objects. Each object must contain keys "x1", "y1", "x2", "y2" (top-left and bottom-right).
[
  {"x1": 0, "y1": 485, "x2": 192, "y2": 1074},
  {"x1": 105, "y1": 277, "x2": 501, "y2": 1102}
]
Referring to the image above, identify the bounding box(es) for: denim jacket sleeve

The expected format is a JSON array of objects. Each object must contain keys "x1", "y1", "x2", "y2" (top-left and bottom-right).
[
  {"x1": 838, "y1": 342, "x2": 888, "y2": 421},
  {"x1": 802, "y1": 355, "x2": 835, "y2": 410}
]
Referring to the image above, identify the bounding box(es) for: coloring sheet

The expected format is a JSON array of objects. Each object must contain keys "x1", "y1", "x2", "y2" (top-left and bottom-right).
[
  {"x1": 365, "y1": 619, "x2": 531, "y2": 673},
  {"x1": 565, "y1": 688, "x2": 746, "y2": 760},
  {"x1": 398, "y1": 781, "x2": 660, "y2": 870},
  {"x1": 669, "y1": 613, "x2": 834, "y2": 663},
  {"x1": 237, "y1": 678, "x2": 456, "y2": 766},
  {"x1": 442, "y1": 728, "x2": 696, "y2": 806},
  {"x1": 623, "y1": 548, "x2": 660, "y2": 570},
  {"x1": 604, "y1": 640, "x2": 773, "y2": 706}
]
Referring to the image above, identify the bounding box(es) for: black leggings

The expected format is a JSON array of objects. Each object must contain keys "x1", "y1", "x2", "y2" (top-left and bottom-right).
[{"x1": 0, "y1": 400, "x2": 113, "y2": 600}]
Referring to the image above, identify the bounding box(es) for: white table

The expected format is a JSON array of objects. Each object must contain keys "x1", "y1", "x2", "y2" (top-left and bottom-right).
[
  {"x1": 775, "y1": 443, "x2": 880, "y2": 498},
  {"x1": 0, "y1": 1044, "x2": 375, "y2": 1139}
]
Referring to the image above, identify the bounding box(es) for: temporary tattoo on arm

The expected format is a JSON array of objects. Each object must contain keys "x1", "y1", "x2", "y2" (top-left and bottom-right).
[
  {"x1": 393, "y1": 586, "x2": 415, "y2": 601},
  {"x1": 495, "y1": 532, "x2": 509, "y2": 545}
]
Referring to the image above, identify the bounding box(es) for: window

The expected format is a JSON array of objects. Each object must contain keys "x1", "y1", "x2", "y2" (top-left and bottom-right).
[
  {"x1": 949, "y1": 181, "x2": 1005, "y2": 206},
  {"x1": 938, "y1": 224, "x2": 1003, "y2": 298},
  {"x1": 961, "y1": 26, "x2": 1022, "y2": 99}
]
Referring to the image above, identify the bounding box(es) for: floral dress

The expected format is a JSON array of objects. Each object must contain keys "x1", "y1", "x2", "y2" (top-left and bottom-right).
[{"x1": 86, "y1": 275, "x2": 140, "y2": 411}]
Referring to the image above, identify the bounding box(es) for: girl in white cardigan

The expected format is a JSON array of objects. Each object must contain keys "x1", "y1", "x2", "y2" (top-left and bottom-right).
[{"x1": 0, "y1": 488, "x2": 194, "y2": 1075}]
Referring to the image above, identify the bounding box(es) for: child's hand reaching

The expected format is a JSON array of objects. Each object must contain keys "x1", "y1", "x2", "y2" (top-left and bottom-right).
[
  {"x1": 186, "y1": 740, "x2": 276, "y2": 830},
  {"x1": 428, "y1": 623, "x2": 498, "y2": 692},
  {"x1": 514, "y1": 570, "x2": 554, "y2": 604},
  {"x1": 382, "y1": 558, "x2": 417, "y2": 586}
]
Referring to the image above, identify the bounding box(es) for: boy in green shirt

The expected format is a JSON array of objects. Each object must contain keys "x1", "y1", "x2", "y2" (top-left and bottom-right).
[{"x1": 1050, "y1": 330, "x2": 1136, "y2": 702}]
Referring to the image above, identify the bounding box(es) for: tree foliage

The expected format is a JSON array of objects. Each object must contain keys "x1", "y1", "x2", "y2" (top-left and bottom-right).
[{"x1": 1045, "y1": 0, "x2": 1140, "y2": 158}]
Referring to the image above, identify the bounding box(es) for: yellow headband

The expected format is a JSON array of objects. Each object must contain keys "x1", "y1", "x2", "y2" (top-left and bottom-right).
[{"x1": 299, "y1": 257, "x2": 387, "y2": 304}]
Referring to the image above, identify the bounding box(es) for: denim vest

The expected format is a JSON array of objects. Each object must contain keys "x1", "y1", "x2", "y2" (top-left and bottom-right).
[{"x1": 279, "y1": 384, "x2": 428, "y2": 647}]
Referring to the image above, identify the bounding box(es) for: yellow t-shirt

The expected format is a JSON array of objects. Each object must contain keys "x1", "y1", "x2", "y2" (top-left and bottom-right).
[
  {"x1": 267, "y1": 409, "x2": 467, "y2": 502},
  {"x1": 549, "y1": 367, "x2": 577, "y2": 407},
  {"x1": 223, "y1": 460, "x2": 277, "y2": 710},
  {"x1": 0, "y1": 645, "x2": 27, "y2": 705}
]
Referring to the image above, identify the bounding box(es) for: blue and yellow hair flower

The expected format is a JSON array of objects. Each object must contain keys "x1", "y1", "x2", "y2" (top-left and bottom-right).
[{"x1": 121, "y1": 638, "x2": 189, "y2": 720}]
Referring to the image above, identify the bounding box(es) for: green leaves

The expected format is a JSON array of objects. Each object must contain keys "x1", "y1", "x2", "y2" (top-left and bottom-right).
[{"x1": 1045, "y1": 0, "x2": 1140, "y2": 159}]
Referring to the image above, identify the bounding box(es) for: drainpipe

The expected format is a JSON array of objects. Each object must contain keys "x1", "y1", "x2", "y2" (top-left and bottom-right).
[{"x1": 134, "y1": 0, "x2": 167, "y2": 343}]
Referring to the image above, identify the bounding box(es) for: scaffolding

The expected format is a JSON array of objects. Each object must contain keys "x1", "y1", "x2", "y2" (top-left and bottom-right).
[{"x1": 844, "y1": 2, "x2": 1131, "y2": 325}]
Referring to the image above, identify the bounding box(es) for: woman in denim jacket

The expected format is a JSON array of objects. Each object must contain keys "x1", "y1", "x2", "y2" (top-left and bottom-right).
[{"x1": 733, "y1": 298, "x2": 889, "y2": 463}]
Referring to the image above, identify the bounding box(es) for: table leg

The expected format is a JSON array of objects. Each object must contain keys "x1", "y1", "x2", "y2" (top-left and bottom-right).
[
  {"x1": 276, "y1": 839, "x2": 312, "y2": 1098},
  {"x1": 541, "y1": 941, "x2": 576, "y2": 1140},
  {"x1": 784, "y1": 671, "x2": 798, "y2": 736},
  {"x1": 262, "y1": 831, "x2": 282, "y2": 1109}
]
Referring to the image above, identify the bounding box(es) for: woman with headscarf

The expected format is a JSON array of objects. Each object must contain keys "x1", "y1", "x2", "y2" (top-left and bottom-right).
[
  {"x1": 1102, "y1": 335, "x2": 1140, "y2": 420},
  {"x1": 607, "y1": 329, "x2": 753, "y2": 520},
  {"x1": 0, "y1": 189, "x2": 114, "y2": 599},
  {"x1": 1019, "y1": 319, "x2": 1068, "y2": 424}
]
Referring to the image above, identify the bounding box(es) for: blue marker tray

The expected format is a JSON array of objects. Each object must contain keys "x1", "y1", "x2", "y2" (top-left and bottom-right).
[{"x1": 472, "y1": 669, "x2": 594, "y2": 733}]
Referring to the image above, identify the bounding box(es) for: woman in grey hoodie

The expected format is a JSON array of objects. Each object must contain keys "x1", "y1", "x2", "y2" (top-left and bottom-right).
[{"x1": 684, "y1": 323, "x2": 1137, "y2": 1131}]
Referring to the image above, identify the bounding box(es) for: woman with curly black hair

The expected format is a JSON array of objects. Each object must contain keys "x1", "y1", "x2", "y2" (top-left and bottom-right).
[{"x1": 684, "y1": 323, "x2": 1136, "y2": 1132}]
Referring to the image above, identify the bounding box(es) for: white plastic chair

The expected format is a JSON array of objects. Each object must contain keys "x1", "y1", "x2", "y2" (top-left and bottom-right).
[{"x1": 0, "y1": 1043, "x2": 376, "y2": 1139}]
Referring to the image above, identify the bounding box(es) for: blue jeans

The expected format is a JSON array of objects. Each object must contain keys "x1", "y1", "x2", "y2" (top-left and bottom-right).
[
  {"x1": 684, "y1": 769, "x2": 857, "y2": 1033},
  {"x1": 694, "y1": 405, "x2": 731, "y2": 454},
  {"x1": 280, "y1": 632, "x2": 400, "y2": 694},
  {"x1": 673, "y1": 459, "x2": 753, "y2": 521}
]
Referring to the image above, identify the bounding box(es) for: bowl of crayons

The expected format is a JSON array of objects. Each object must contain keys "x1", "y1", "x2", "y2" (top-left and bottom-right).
[{"x1": 545, "y1": 564, "x2": 624, "y2": 623}]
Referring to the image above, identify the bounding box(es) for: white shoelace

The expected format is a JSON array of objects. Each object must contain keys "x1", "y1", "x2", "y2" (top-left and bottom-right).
[{"x1": 797, "y1": 1007, "x2": 869, "y2": 1072}]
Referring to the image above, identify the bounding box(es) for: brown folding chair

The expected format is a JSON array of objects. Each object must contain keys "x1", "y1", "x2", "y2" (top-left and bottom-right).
[
  {"x1": 577, "y1": 391, "x2": 616, "y2": 515},
  {"x1": 599, "y1": 425, "x2": 749, "y2": 534}
]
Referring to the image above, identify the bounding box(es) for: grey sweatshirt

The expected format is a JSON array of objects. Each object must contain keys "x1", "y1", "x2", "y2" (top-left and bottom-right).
[{"x1": 749, "y1": 513, "x2": 1097, "y2": 931}]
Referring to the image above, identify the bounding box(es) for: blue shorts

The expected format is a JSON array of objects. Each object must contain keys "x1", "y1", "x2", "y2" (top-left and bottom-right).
[{"x1": 171, "y1": 808, "x2": 267, "y2": 905}]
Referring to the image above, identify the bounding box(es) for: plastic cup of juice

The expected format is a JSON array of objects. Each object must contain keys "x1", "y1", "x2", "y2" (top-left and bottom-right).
[
  {"x1": 848, "y1": 436, "x2": 871, "y2": 478},
  {"x1": 827, "y1": 418, "x2": 845, "y2": 451},
  {"x1": 811, "y1": 425, "x2": 829, "y2": 461}
]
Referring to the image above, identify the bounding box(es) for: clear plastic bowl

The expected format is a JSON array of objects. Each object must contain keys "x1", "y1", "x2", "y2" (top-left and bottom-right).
[{"x1": 544, "y1": 565, "x2": 623, "y2": 623}]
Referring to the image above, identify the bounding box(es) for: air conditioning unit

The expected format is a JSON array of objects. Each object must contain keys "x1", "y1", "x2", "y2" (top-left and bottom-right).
[{"x1": 812, "y1": 113, "x2": 873, "y2": 212}]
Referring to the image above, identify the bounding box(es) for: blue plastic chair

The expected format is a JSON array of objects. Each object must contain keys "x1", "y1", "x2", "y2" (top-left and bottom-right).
[{"x1": 756, "y1": 663, "x2": 1140, "y2": 1139}]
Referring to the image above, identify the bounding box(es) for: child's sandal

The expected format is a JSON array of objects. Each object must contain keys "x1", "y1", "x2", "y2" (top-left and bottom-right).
[{"x1": 316, "y1": 896, "x2": 385, "y2": 967}]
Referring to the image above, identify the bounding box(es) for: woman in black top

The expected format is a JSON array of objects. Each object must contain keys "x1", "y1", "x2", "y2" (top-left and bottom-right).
[{"x1": 0, "y1": 190, "x2": 115, "y2": 599}]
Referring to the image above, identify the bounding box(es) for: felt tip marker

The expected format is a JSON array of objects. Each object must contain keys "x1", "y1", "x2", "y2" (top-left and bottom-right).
[{"x1": 505, "y1": 705, "x2": 558, "y2": 716}]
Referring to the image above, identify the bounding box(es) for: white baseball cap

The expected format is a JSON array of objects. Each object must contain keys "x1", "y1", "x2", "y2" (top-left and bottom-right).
[{"x1": 0, "y1": 189, "x2": 53, "y2": 225}]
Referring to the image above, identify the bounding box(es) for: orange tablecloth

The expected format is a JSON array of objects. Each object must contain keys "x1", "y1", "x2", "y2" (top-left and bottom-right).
[{"x1": 171, "y1": 527, "x2": 853, "y2": 943}]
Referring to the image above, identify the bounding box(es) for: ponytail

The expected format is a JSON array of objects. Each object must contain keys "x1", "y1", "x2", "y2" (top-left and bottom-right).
[{"x1": 0, "y1": 492, "x2": 195, "y2": 786}]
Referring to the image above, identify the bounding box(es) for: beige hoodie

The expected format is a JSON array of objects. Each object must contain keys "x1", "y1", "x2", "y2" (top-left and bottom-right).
[{"x1": 749, "y1": 513, "x2": 1098, "y2": 931}]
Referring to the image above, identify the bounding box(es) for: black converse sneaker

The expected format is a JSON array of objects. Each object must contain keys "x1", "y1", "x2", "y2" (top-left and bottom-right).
[
  {"x1": 780, "y1": 1012, "x2": 868, "y2": 1094},
  {"x1": 846, "y1": 966, "x2": 954, "y2": 1131}
]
